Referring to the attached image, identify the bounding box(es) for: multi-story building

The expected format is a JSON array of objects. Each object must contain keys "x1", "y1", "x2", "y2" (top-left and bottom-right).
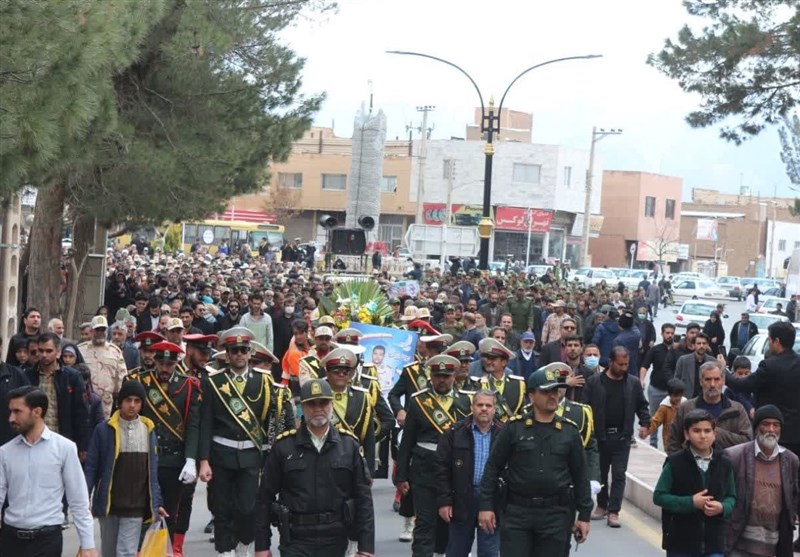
[
  {"x1": 679, "y1": 188, "x2": 800, "y2": 278},
  {"x1": 589, "y1": 171, "x2": 683, "y2": 270}
]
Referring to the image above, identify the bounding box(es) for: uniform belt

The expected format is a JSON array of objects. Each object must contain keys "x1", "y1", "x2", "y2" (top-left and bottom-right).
[
  {"x1": 507, "y1": 493, "x2": 563, "y2": 508},
  {"x1": 605, "y1": 427, "x2": 620, "y2": 434},
  {"x1": 416, "y1": 442, "x2": 438, "y2": 452},
  {"x1": 3, "y1": 524, "x2": 62, "y2": 540},
  {"x1": 292, "y1": 511, "x2": 343, "y2": 526},
  {"x1": 213, "y1": 436, "x2": 256, "y2": 450}
]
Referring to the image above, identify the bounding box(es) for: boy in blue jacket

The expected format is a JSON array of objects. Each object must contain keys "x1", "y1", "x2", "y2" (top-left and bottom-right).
[{"x1": 85, "y1": 381, "x2": 166, "y2": 557}]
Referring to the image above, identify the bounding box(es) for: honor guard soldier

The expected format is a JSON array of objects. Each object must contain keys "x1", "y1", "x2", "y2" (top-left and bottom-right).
[
  {"x1": 130, "y1": 331, "x2": 166, "y2": 374},
  {"x1": 177, "y1": 334, "x2": 218, "y2": 378},
  {"x1": 297, "y1": 326, "x2": 336, "y2": 385},
  {"x1": 478, "y1": 367, "x2": 593, "y2": 557},
  {"x1": 126, "y1": 341, "x2": 201, "y2": 557},
  {"x1": 397, "y1": 355, "x2": 472, "y2": 557},
  {"x1": 474, "y1": 338, "x2": 526, "y2": 422},
  {"x1": 197, "y1": 326, "x2": 295, "y2": 557},
  {"x1": 334, "y1": 328, "x2": 379, "y2": 386},
  {"x1": 388, "y1": 333, "x2": 453, "y2": 425},
  {"x1": 321, "y1": 347, "x2": 395, "y2": 476},
  {"x1": 254, "y1": 379, "x2": 375, "y2": 557},
  {"x1": 445, "y1": 341, "x2": 477, "y2": 391},
  {"x1": 250, "y1": 341, "x2": 279, "y2": 369}
]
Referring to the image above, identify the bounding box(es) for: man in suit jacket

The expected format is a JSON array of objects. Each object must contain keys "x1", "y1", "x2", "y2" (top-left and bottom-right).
[
  {"x1": 537, "y1": 318, "x2": 578, "y2": 366},
  {"x1": 674, "y1": 332, "x2": 717, "y2": 399}
]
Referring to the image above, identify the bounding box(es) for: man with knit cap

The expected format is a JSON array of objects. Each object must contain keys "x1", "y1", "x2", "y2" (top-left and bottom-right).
[
  {"x1": 725, "y1": 405, "x2": 800, "y2": 557},
  {"x1": 125, "y1": 341, "x2": 201, "y2": 557},
  {"x1": 85, "y1": 381, "x2": 165, "y2": 557}
]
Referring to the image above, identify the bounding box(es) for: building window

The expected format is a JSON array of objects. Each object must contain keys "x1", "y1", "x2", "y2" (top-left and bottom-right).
[
  {"x1": 779, "y1": 239, "x2": 787, "y2": 251},
  {"x1": 512, "y1": 163, "x2": 541, "y2": 185},
  {"x1": 277, "y1": 172, "x2": 302, "y2": 189},
  {"x1": 644, "y1": 196, "x2": 656, "y2": 217},
  {"x1": 563, "y1": 166, "x2": 572, "y2": 186},
  {"x1": 665, "y1": 198, "x2": 675, "y2": 220},
  {"x1": 380, "y1": 175, "x2": 398, "y2": 193},
  {"x1": 321, "y1": 174, "x2": 346, "y2": 191},
  {"x1": 795, "y1": 241, "x2": 800, "y2": 249}
]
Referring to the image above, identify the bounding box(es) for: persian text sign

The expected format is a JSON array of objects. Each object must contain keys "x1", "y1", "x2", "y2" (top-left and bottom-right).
[{"x1": 495, "y1": 207, "x2": 553, "y2": 232}]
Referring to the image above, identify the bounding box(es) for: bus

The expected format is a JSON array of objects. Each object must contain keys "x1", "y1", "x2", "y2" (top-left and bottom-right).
[{"x1": 181, "y1": 219, "x2": 285, "y2": 256}]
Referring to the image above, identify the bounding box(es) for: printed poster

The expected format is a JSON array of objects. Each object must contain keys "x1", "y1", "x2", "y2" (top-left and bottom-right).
[{"x1": 350, "y1": 323, "x2": 418, "y2": 398}]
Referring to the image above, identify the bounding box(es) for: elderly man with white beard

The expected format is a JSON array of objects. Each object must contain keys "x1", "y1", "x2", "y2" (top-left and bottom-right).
[{"x1": 725, "y1": 405, "x2": 800, "y2": 557}]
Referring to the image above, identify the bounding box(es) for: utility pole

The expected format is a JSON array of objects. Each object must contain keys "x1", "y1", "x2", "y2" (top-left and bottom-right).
[
  {"x1": 441, "y1": 159, "x2": 455, "y2": 270},
  {"x1": 412, "y1": 105, "x2": 435, "y2": 225},
  {"x1": 581, "y1": 127, "x2": 622, "y2": 267}
]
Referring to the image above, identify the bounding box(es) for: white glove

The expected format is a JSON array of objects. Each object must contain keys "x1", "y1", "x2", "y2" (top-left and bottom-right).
[
  {"x1": 178, "y1": 458, "x2": 197, "y2": 484},
  {"x1": 590, "y1": 480, "x2": 601, "y2": 495}
]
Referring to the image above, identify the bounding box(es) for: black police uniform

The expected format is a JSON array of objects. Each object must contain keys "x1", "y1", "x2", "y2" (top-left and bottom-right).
[
  {"x1": 198, "y1": 366, "x2": 294, "y2": 553},
  {"x1": 397, "y1": 387, "x2": 471, "y2": 557},
  {"x1": 126, "y1": 367, "x2": 201, "y2": 537},
  {"x1": 479, "y1": 413, "x2": 593, "y2": 557},
  {"x1": 254, "y1": 425, "x2": 375, "y2": 556}
]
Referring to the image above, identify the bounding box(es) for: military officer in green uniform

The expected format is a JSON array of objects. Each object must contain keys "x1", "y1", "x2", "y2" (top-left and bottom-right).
[
  {"x1": 126, "y1": 341, "x2": 201, "y2": 557},
  {"x1": 176, "y1": 333, "x2": 218, "y2": 378},
  {"x1": 129, "y1": 331, "x2": 165, "y2": 374},
  {"x1": 445, "y1": 340, "x2": 477, "y2": 391},
  {"x1": 478, "y1": 367, "x2": 593, "y2": 557},
  {"x1": 321, "y1": 347, "x2": 395, "y2": 475},
  {"x1": 253, "y1": 379, "x2": 375, "y2": 557},
  {"x1": 397, "y1": 354, "x2": 472, "y2": 557},
  {"x1": 197, "y1": 326, "x2": 295, "y2": 557},
  {"x1": 473, "y1": 338, "x2": 526, "y2": 423}
]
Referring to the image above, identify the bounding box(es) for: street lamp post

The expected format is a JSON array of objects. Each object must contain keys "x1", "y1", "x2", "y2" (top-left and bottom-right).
[
  {"x1": 387, "y1": 50, "x2": 602, "y2": 270},
  {"x1": 581, "y1": 127, "x2": 622, "y2": 267}
]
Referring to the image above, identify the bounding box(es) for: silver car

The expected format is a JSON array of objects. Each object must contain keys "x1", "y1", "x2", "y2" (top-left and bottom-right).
[{"x1": 740, "y1": 329, "x2": 800, "y2": 368}]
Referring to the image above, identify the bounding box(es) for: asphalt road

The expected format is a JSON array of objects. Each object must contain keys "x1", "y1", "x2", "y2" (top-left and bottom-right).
[
  {"x1": 65, "y1": 298, "x2": 744, "y2": 555},
  {"x1": 64, "y1": 478, "x2": 665, "y2": 556}
]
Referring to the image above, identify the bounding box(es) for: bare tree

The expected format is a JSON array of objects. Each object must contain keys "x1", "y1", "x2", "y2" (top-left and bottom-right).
[
  {"x1": 640, "y1": 219, "x2": 680, "y2": 264},
  {"x1": 261, "y1": 183, "x2": 302, "y2": 223}
]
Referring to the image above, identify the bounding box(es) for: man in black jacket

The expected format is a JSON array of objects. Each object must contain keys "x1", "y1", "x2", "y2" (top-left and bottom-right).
[
  {"x1": 537, "y1": 318, "x2": 578, "y2": 366},
  {"x1": 729, "y1": 312, "x2": 759, "y2": 351},
  {"x1": 435, "y1": 390, "x2": 501, "y2": 557},
  {"x1": 582, "y1": 346, "x2": 650, "y2": 528},
  {"x1": 0, "y1": 336, "x2": 30, "y2": 444},
  {"x1": 24, "y1": 332, "x2": 90, "y2": 458}
]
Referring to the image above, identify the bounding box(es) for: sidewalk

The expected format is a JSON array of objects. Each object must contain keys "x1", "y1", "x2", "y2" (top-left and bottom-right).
[{"x1": 624, "y1": 439, "x2": 665, "y2": 520}]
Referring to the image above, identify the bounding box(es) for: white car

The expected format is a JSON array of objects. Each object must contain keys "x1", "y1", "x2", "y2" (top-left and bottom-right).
[
  {"x1": 743, "y1": 278, "x2": 781, "y2": 292},
  {"x1": 756, "y1": 296, "x2": 790, "y2": 314},
  {"x1": 616, "y1": 269, "x2": 652, "y2": 290},
  {"x1": 582, "y1": 268, "x2": 618, "y2": 287},
  {"x1": 570, "y1": 267, "x2": 592, "y2": 283},
  {"x1": 747, "y1": 312, "x2": 788, "y2": 334},
  {"x1": 672, "y1": 300, "x2": 718, "y2": 328},
  {"x1": 672, "y1": 279, "x2": 730, "y2": 301},
  {"x1": 526, "y1": 264, "x2": 552, "y2": 278},
  {"x1": 740, "y1": 327, "x2": 800, "y2": 368}
]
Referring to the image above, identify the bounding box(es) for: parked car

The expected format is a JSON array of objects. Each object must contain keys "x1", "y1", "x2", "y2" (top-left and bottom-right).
[
  {"x1": 570, "y1": 267, "x2": 592, "y2": 283},
  {"x1": 616, "y1": 269, "x2": 652, "y2": 290},
  {"x1": 580, "y1": 268, "x2": 618, "y2": 287},
  {"x1": 672, "y1": 279, "x2": 730, "y2": 301},
  {"x1": 740, "y1": 326, "x2": 800, "y2": 368},
  {"x1": 715, "y1": 276, "x2": 744, "y2": 301},
  {"x1": 743, "y1": 278, "x2": 782, "y2": 292},
  {"x1": 747, "y1": 312, "x2": 788, "y2": 334},
  {"x1": 672, "y1": 300, "x2": 719, "y2": 328},
  {"x1": 526, "y1": 264, "x2": 552, "y2": 278},
  {"x1": 756, "y1": 296, "x2": 790, "y2": 314}
]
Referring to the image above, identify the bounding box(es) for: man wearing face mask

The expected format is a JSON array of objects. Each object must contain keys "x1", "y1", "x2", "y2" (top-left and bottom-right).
[
  {"x1": 270, "y1": 295, "x2": 296, "y2": 380},
  {"x1": 582, "y1": 344, "x2": 601, "y2": 374},
  {"x1": 725, "y1": 405, "x2": 800, "y2": 557}
]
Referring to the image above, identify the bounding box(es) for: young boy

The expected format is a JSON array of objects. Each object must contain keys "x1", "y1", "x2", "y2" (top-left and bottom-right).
[
  {"x1": 84, "y1": 381, "x2": 165, "y2": 557},
  {"x1": 653, "y1": 409, "x2": 737, "y2": 557},
  {"x1": 640, "y1": 378, "x2": 686, "y2": 450},
  {"x1": 724, "y1": 356, "x2": 756, "y2": 420}
]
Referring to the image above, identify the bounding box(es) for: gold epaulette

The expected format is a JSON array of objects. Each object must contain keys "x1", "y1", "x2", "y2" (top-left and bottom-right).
[
  {"x1": 275, "y1": 429, "x2": 296, "y2": 441},
  {"x1": 336, "y1": 427, "x2": 359, "y2": 441},
  {"x1": 508, "y1": 415, "x2": 523, "y2": 423}
]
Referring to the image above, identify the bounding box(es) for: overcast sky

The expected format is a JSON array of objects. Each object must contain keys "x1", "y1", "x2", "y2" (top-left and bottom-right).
[{"x1": 283, "y1": 0, "x2": 795, "y2": 200}]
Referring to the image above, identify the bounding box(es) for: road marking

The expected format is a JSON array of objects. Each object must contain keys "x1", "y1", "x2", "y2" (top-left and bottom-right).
[{"x1": 619, "y1": 505, "x2": 662, "y2": 550}]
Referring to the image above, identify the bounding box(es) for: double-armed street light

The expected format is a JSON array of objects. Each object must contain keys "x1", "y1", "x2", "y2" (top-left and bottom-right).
[{"x1": 387, "y1": 50, "x2": 602, "y2": 270}]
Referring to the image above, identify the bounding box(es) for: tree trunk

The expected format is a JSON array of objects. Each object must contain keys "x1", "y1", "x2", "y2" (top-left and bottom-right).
[
  {"x1": 27, "y1": 177, "x2": 66, "y2": 319},
  {"x1": 64, "y1": 212, "x2": 94, "y2": 338}
]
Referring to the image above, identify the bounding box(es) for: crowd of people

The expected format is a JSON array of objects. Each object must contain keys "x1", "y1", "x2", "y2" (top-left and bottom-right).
[{"x1": 0, "y1": 244, "x2": 799, "y2": 557}]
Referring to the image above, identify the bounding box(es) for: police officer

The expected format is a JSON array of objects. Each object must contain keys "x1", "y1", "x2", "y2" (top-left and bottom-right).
[
  {"x1": 197, "y1": 326, "x2": 295, "y2": 557},
  {"x1": 474, "y1": 338, "x2": 526, "y2": 422},
  {"x1": 397, "y1": 354, "x2": 472, "y2": 557},
  {"x1": 177, "y1": 333, "x2": 218, "y2": 378},
  {"x1": 478, "y1": 367, "x2": 593, "y2": 556},
  {"x1": 253, "y1": 379, "x2": 375, "y2": 557},
  {"x1": 126, "y1": 341, "x2": 201, "y2": 557}
]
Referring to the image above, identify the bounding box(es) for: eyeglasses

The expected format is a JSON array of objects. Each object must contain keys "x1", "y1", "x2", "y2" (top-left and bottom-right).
[
  {"x1": 228, "y1": 347, "x2": 250, "y2": 355},
  {"x1": 562, "y1": 326, "x2": 576, "y2": 330},
  {"x1": 328, "y1": 368, "x2": 350, "y2": 375}
]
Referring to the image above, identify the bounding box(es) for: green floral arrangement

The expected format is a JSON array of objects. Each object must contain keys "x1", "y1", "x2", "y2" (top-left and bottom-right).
[{"x1": 319, "y1": 279, "x2": 393, "y2": 327}]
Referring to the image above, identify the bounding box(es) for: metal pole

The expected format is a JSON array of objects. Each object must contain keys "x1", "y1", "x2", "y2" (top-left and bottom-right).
[
  {"x1": 479, "y1": 99, "x2": 496, "y2": 270},
  {"x1": 414, "y1": 106, "x2": 434, "y2": 225},
  {"x1": 441, "y1": 159, "x2": 454, "y2": 270},
  {"x1": 581, "y1": 127, "x2": 596, "y2": 267},
  {"x1": 525, "y1": 207, "x2": 533, "y2": 267}
]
